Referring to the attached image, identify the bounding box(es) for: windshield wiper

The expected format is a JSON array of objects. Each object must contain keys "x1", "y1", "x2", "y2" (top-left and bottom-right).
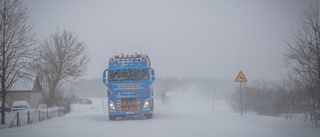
[
  {"x1": 113, "y1": 78, "x2": 126, "y2": 81},
  {"x1": 127, "y1": 78, "x2": 146, "y2": 80}
]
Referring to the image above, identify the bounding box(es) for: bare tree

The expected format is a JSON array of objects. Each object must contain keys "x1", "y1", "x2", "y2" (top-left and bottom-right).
[
  {"x1": 36, "y1": 29, "x2": 89, "y2": 107},
  {"x1": 0, "y1": 0, "x2": 36, "y2": 125},
  {"x1": 284, "y1": 2, "x2": 320, "y2": 127}
]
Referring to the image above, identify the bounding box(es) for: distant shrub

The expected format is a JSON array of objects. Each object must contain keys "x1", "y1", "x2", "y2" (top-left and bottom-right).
[{"x1": 229, "y1": 80, "x2": 302, "y2": 117}]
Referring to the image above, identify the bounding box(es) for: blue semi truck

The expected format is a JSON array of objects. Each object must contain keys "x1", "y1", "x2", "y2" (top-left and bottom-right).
[{"x1": 103, "y1": 53, "x2": 155, "y2": 120}]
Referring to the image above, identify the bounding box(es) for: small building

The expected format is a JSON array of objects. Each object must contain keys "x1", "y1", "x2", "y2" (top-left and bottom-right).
[{"x1": 4, "y1": 76, "x2": 42, "y2": 108}]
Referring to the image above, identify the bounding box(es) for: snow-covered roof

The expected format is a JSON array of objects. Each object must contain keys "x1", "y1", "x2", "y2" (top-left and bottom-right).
[{"x1": 8, "y1": 75, "x2": 42, "y2": 93}]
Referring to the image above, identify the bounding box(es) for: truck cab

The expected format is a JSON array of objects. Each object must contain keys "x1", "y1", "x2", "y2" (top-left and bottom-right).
[{"x1": 103, "y1": 53, "x2": 155, "y2": 120}]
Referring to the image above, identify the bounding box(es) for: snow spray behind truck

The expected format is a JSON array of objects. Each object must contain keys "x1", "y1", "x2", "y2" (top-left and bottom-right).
[{"x1": 103, "y1": 53, "x2": 155, "y2": 120}]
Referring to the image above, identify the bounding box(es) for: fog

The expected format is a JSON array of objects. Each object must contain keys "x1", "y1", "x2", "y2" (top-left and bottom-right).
[{"x1": 24, "y1": 0, "x2": 316, "y2": 80}]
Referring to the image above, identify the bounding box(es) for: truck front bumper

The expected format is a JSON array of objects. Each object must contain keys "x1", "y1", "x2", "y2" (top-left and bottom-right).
[
  {"x1": 108, "y1": 107, "x2": 152, "y2": 115},
  {"x1": 107, "y1": 99, "x2": 153, "y2": 116}
]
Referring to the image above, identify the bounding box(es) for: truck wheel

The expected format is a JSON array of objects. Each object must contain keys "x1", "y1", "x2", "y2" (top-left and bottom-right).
[
  {"x1": 144, "y1": 113, "x2": 153, "y2": 119},
  {"x1": 109, "y1": 115, "x2": 117, "y2": 121},
  {"x1": 145, "y1": 105, "x2": 154, "y2": 119}
]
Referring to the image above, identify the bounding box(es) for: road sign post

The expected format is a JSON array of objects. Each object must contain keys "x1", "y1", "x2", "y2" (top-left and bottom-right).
[
  {"x1": 235, "y1": 71, "x2": 247, "y2": 116},
  {"x1": 240, "y1": 82, "x2": 243, "y2": 116}
]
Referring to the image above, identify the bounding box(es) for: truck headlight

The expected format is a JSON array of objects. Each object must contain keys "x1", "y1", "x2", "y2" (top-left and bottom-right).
[
  {"x1": 109, "y1": 100, "x2": 115, "y2": 109},
  {"x1": 144, "y1": 98, "x2": 151, "y2": 108}
]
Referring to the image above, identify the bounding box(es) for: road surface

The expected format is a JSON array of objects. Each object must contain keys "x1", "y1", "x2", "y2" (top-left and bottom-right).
[{"x1": 0, "y1": 93, "x2": 319, "y2": 137}]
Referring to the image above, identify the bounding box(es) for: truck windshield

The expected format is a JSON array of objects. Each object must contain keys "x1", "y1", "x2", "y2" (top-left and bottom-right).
[{"x1": 108, "y1": 69, "x2": 148, "y2": 81}]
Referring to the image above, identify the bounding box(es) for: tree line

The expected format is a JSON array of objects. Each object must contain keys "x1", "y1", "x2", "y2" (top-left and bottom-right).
[
  {"x1": 153, "y1": 77, "x2": 234, "y2": 99},
  {"x1": 0, "y1": 0, "x2": 89, "y2": 125},
  {"x1": 283, "y1": 2, "x2": 320, "y2": 127},
  {"x1": 65, "y1": 77, "x2": 234, "y2": 99}
]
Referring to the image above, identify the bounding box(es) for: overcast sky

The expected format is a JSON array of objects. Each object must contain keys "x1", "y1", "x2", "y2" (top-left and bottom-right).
[{"x1": 24, "y1": 0, "x2": 316, "y2": 80}]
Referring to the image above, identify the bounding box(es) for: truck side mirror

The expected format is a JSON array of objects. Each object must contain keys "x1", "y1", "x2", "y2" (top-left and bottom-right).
[
  {"x1": 150, "y1": 68, "x2": 155, "y2": 83},
  {"x1": 103, "y1": 69, "x2": 109, "y2": 86}
]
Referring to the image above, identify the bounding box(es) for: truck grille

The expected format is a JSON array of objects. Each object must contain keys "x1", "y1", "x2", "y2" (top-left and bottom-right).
[
  {"x1": 116, "y1": 101, "x2": 142, "y2": 106},
  {"x1": 118, "y1": 106, "x2": 141, "y2": 111}
]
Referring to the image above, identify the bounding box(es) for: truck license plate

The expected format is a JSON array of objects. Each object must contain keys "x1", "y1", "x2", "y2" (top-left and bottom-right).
[{"x1": 126, "y1": 112, "x2": 134, "y2": 114}]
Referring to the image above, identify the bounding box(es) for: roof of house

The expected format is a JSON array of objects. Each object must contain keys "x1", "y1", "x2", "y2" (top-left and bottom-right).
[{"x1": 8, "y1": 75, "x2": 42, "y2": 93}]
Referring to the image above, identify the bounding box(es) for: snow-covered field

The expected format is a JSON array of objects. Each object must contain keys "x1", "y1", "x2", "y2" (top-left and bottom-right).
[{"x1": 0, "y1": 91, "x2": 319, "y2": 137}]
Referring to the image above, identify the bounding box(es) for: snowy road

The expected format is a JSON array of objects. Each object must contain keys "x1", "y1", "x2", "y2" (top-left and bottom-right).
[{"x1": 0, "y1": 93, "x2": 319, "y2": 137}]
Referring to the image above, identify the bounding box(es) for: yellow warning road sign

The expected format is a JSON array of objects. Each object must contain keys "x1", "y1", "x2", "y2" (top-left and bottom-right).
[{"x1": 235, "y1": 71, "x2": 247, "y2": 82}]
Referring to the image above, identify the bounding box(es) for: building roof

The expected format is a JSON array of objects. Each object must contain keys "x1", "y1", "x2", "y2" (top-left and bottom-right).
[{"x1": 8, "y1": 75, "x2": 42, "y2": 93}]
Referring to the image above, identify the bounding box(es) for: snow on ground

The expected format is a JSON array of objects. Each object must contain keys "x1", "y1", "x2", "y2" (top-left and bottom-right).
[{"x1": 0, "y1": 90, "x2": 319, "y2": 137}]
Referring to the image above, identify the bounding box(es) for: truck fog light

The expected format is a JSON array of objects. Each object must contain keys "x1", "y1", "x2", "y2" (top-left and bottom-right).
[
  {"x1": 144, "y1": 98, "x2": 150, "y2": 108},
  {"x1": 109, "y1": 101, "x2": 115, "y2": 109}
]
